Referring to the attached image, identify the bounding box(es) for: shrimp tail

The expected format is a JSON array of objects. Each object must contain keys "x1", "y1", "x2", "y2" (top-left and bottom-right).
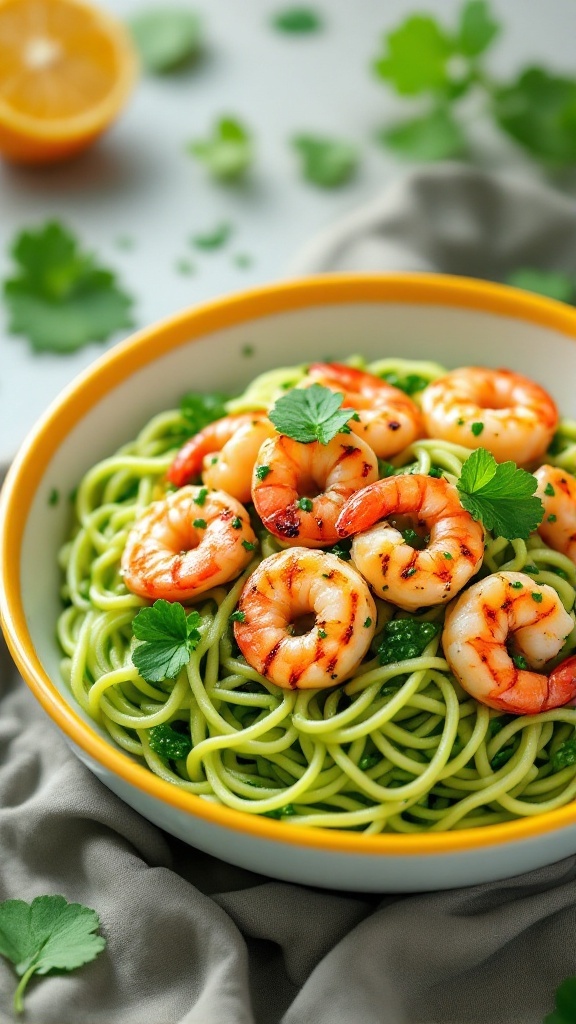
[
  {"x1": 547, "y1": 655, "x2": 576, "y2": 709},
  {"x1": 166, "y1": 435, "x2": 206, "y2": 486}
]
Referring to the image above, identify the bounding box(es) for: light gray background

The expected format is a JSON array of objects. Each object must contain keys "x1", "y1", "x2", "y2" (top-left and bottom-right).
[{"x1": 2, "y1": 0, "x2": 576, "y2": 463}]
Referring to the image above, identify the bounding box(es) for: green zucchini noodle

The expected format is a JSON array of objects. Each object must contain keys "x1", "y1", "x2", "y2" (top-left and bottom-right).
[{"x1": 56, "y1": 359, "x2": 576, "y2": 833}]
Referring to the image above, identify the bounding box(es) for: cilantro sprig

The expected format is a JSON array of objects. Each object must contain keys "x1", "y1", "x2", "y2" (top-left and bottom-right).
[
  {"x1": 269, "y1": 384, "x2": 353, "y2": 444},
  {"x1": 456, "y1": 448, "x2": 544, "y2": 541},
  {"x1": 373, "y1": 0, "x2": 576, "y2": 169},
  {"x1": 0, "y1": 895, "x2": 105, "y2": 1015},
  {"x1": 131, "y1": 600, "x2": 202, "y2": 682},
  {"x1": 3, "y1": 221, "x2": 133, "y2": 353}
]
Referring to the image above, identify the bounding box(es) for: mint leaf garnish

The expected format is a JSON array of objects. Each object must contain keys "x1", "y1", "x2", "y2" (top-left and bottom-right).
[
  {"x1": 131, "y1": 600, "x2": 202, "y2": 682},
  {"x1": 0, "y1": 895, "x2": 105, "y2": 1015},
  {"x1": 3, "y1": 221, "x2": 133, "y2": 353},
  {"x1": 187, "y1": 117, "x2": 253, "y2": 182},
  {"x1": 457, "y1": 448, "x2": 544, "y2": 540},
  {"x1": 129, "y1": 8, "x2": 202, "y2": 73},
  {"x1": 292, "y1": 135, "x2": 359, "y2": 187},
  {"x1": 269, "y1": 384, "x2": 353, "y2": 444}
]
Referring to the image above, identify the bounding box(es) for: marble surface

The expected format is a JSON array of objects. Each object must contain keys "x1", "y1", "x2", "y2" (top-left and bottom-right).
[{"x1": 1, "y1": 0, "x2": 576, "y2": 462}]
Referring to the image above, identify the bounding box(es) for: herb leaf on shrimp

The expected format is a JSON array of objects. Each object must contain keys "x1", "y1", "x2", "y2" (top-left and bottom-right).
[
  {"x1": 269, "y1": 383, "x2": 353, "y2": 443},
  {"x1": 457, "y1": 447, "x2": 544, "y2": 540},
  {"x1": 131, "y1": 600, "x2": 202, "y2": 682}
]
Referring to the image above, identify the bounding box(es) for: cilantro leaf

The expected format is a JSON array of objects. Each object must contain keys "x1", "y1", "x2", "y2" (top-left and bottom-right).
[
  {"x1": 187, "y1": 117, "x2": 253, "y2": 182},
  {"x1": 148, "y1": 722, "x2": 193, "y2": 760},
  {"x1": 271, "y1": 7, "x2": 322, "y2": 33},
  {"x1": 0, "y1": 895, "x2": 105, "y2": 1015},
  {"x1": 129, "y1": 8, "x2": 202, "y2": 73},
  {"x1": 378, "y1": 619, "x2": 441, "y2": 665},
  {"x1": 544, "y1": 977, "x2": 576, "y2": 1024},
  {"x1": 131, "y1": 600, "x2": 202, "y2": 682},
  {"x1": 190, "y1": 222, "x2": 233, "y2": 250},
  {"x1": 269, "y1": 384, "x2": 353, "y2": 444},
  {"x1": 180, "y1": 391, "x2": 229, "y2": 435},
  {"x1": 373, "y1": 15, "x2": 453, "y2": 96},
  {"x1": 3, "y1": 221, "x2": 133, "y2": 353},
  {"x1": 493, "y1": 67, "x2": 576, "y2": 166},
  {"x1": 457, "y1": 448, "x2": 544, "y2": 540},
  {"x1": 505, "y1": 269, "x2": 576, "y2": 304},
  {"x1": 456, "y1": 0, "x2": 499, "y2": 57},
  {"x1": 292, "y1": 135, "x2": 359, "y2": 187},
  {"x1": 379, "y1": 106, "x2": 467, "y2": 161}
]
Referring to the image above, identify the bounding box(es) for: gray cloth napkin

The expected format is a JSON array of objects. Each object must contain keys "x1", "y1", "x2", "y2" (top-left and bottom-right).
[{"x1": 3, "y1": 165, "x2": 576, "y2": 1024}]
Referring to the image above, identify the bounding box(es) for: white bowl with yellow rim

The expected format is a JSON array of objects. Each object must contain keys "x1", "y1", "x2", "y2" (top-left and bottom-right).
[{"x1": 3, "y1": 273, "x2": 576, "y2": 892}]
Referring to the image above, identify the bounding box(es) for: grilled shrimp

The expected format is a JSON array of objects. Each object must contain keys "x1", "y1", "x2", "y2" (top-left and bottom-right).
[
  {"x1": 534, "y1": 465, "x2": 576, "y2": 565},
  {"x1": 420, "y1": 367, "x2": 558, "y2": 465},
  {"x1": 336, "y1": 474, "x2": 484, "y2": 611},
  {"x1": 252, "y1": 432, "x2": 378, "y2": 548},
  {"x1": 234, "y1": 548, "x2": 376, "y2": 689},
  {"x1": 443, "y1": 571, "x2": 576, "y2": 714},
  {"x1": 121, "y1": 486, "x2": 257, "y2": 602},
  {"x1": 167, "y1": 413, "x2": 274, "y2": 502},
  {"x1": 305, "y1": 362, "x2": 423, "y2": 459}
]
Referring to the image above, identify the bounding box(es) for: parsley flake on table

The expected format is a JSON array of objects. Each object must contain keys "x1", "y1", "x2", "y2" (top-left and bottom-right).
[
  {"x1": 131, "y1": 600, "x2": 202, "y2": 683},
  {"x1": 379, "y1": 107, "x2": 467, "y2": 162},
  {"x1": 187, "y1": 117, "x2": 253, "y2": 182},
  {"x1": 292, "y1": 135, "x2": 359, "y2": 187},
  {"x1": 129, "y1": 8, "x2": 202, "y2": 74},
  {"x1": 0, "y1": 895, "x2": 105, "y2": 1015},
  {"x1": 3, "y1": 221, "x2": 133, "y2": 353},
  {"x1": 271, "y1": 7, "x2": 323, "y2": 33},
  {"x1": 269, "y1": 384, "x2": 353, "y2": 444},
  {"x1": 456, "y1": 448, "x2": 544, "y2": 541},
  {"x1": 190, "y1": 222, "x2": 234, "y2": 250}
]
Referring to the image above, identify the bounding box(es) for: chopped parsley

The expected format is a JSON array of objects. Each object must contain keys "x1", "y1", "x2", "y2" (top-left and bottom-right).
[
  {"x1": 230, "y1": 610, "x2": 246, "y2": 623},
  {"x1": 318, "y1": 628, "x2": 328, "y2": 639},
  {"x1": 48, "y1": 488, "x2": 60, "y2": 506},
  {"x1": 256, "y1": 465, "x2": 272, "y2": 480},
  {"x1": 512, "y1": 654, "x2": 528, "y2": 670},
  {"x1": 242, "y1": 540, "x2": 256, "y2": 551},
  {"x1": 490, "y1": 746, "x2": 515, "y2": 770},
  {"x1": 190, "y1": 222, "x2": 233, "y2": 250},
  {"x1": 187, "y1": 117, "x2": 253, "y2": 182},
  {"x1": 544, "y1": 482, "x2": 556, "y2": 497},
  {"x1": 531, "y1": 591, "x2": 543, "y2": 603},
  {"x1": 379, "y1": 370, "x2": 429, "y2": 395},
  {"x1": 329, "y1": 537, "x2": 353, "y2": 561},
  {"x1": 131, "y1": 600, "x2": 202, "y2": 683},
  {"x1": 194, "y1": 487, "x2": 208, "y2": 506},
  {"x1": 471, "y1": 421, "x2": 484, "y2": 436},
  {"x1": 129, "y1": 9, "x2": 202, "y2": 73},
  {"x1": 551, "y1": 740, "x2": 576, "y2": 771},
  {"x1": 378, "y1": 618, "x2": 441, "y2": 665},
  {"x1": 548, "y1": 514, "x2": 558, "y2": 523},
  {"x1": 231, "y1": 516, "x2": 242, "y2": 530},
  {"x1": 457, "y1": 447, "x2": 544, "y2": 540},
  {"x1": 148, "y1": 722, "x2": 192, "y2": 760},
  {"x1": 180, "y1": 391, "x2": 229, "y2": 435},
  {"x1": 298, "y1": 497, "x2": 313, "y2": 511},
  {"x1": 271, "y1": 7, "x2": 323, "y2": 33},
  {"x1": 292, "y1": 135, "x2": 359, "y2": 187},
  {"x1": 193, "y1": 518, "x2": 207, "y2": 529}
]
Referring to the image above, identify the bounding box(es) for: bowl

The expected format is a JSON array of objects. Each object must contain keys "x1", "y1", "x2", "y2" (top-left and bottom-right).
[{"x1": 3, "y1": 272, "x2": 576, "y2": 893}]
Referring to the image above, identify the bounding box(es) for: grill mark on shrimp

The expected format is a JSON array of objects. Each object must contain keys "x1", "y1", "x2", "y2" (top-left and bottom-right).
[{"x1": 263, "y1": 640, "x2": 282, "y2": 674}]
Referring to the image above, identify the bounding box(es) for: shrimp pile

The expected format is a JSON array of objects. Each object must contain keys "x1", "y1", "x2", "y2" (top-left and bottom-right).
[{"x1": 119, "y1": 360, "x2": 576, "y2": 715}]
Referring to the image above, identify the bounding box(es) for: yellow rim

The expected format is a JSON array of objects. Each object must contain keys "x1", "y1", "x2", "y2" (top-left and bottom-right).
[{"x1": 4, "y1": 272, "x2": 576, "y2": 856}]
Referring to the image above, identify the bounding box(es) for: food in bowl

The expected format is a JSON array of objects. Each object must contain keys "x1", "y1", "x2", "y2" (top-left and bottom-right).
[{"x1": 56, "y1": 352, "x2": 576, "y2": 836}]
